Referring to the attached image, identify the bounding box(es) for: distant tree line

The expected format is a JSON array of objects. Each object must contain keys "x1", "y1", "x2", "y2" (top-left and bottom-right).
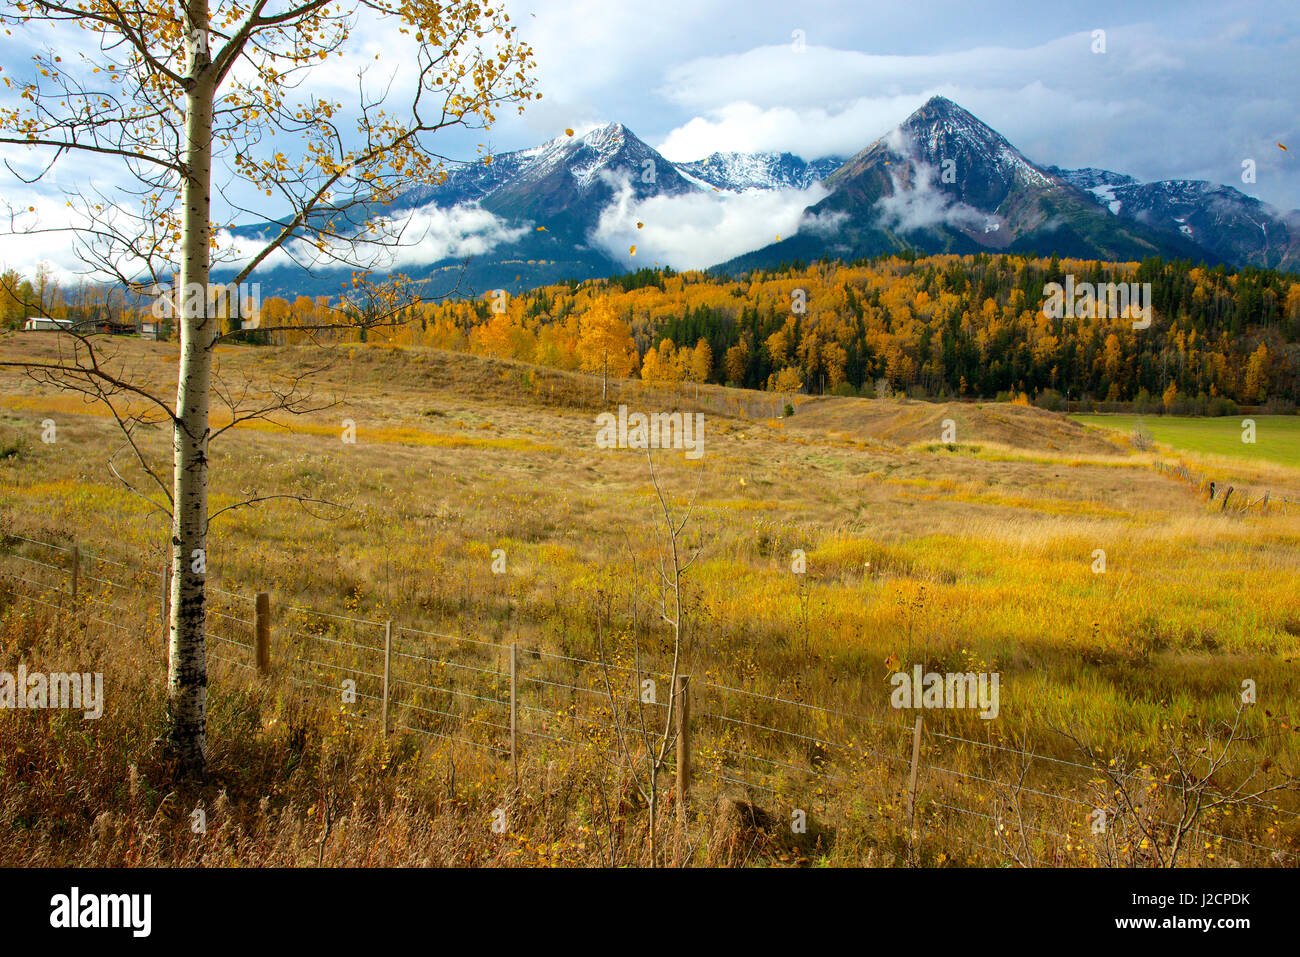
[{"x1": 402, "y1": 252, "x2": 1300, "y2": 412}]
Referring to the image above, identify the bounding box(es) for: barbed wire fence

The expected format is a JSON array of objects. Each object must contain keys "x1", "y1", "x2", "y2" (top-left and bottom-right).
[
  {"x1": 1, "y1": 532, "x2": 1295, "y2": 867},
  {"x1": 1153, "y1": 459, "x2": 1297, "y2": 514}
]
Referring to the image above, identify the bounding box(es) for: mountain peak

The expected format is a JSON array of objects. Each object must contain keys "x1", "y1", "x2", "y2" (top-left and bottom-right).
[
  {"x1": 920, "y1": 94, "x2": 961, "y2": 113},
  {"x1": 887, "y1": 95, "x2": 1055, "y2": 193},
  {"x1": 901, "y1": 96, "x2": 1008, "y2": 150},
  {"x1": 582, "y1": 121, "x2": 630, "y2": 146}
]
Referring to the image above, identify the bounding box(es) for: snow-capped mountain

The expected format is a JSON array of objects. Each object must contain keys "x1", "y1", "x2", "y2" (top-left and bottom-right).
[
  {"x1": 241, "y1": 101, "x2": 1300, "y2": 297},
  {"x1": 477, "y1": 123, "x2": 697, "y2": 237},
  {"x1": 676, "y1": 152, "x2": 842, "y2": 192},
  {"x1": 393, "y1": 125, "x2": 837, "y2": 231},
  {"x1": 1045, "y1": 166, "x2": 1140, "y2": 191},
  {"x1": 1062, "y1": 178, "x2": 1300, "y2": 272},
  {"x1": 245, "y1": 123, "x2": 849, "y2": 296},
  {"x1": 720, "y1": 97, "x2": 1227, "y2": 274}
]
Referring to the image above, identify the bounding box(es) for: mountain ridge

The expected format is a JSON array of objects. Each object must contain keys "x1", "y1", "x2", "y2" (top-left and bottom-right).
[{"x1": 232, "y1": 99, "x2": 1300, "y2": 297}]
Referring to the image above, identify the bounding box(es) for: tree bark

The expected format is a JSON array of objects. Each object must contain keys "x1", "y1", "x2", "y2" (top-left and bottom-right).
[{"x1": 168, "y1": 3, "x2": 214, "y2": 779}]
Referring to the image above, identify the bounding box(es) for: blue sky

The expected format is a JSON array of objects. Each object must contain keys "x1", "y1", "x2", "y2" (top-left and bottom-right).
[{"x1": 2, "y1": 0, "x2": 1298, "y2": 277}]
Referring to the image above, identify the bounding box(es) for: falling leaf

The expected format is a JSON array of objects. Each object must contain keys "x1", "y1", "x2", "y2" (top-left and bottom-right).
[
  {"x1": 536, "y1": 226, "x2": 547, "y2": 231},
  {"x1": 565, "y1": 128, "x2": 574, "y2": 136},
  {"x1": 636, "y1": 222, "x2": 643, "y2": 229},
  {"x1": 775, "y1": 235, "x2": 781, "y2": 240},
  {"x1": 629, "y1": 245, "x2": 636, "y2": 256},
  {"x1": 1279, "y1": 143, "x2": 1289, "y2": 151}
]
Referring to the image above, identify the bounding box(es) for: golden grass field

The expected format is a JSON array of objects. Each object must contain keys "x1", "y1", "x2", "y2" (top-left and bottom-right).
[{"x1": 1, "y1": 332, "x2": 1298, "y2": 867}]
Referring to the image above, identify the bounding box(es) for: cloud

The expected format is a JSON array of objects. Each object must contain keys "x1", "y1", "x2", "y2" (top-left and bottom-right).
[
  {"x1": 0, "y1": 195, "x2": 123, "y2": 285},
  {"x1": 650, "y1": 21, "x2": 1300, "y2": 210},
  {"x1": 217, "y1": 202, "x2": 530, "y2": 275},
  {"x1": 873, "y1": 137, "x2": 988, "y2": 235},
  {"x1": 799, "y1": 209, "x2": 850, "y2": 236},
  {"x1": 590, "y1": 169, "x2": 825, "y2": 270},
  {"x1": 4, "y1": 0, "x2": 1300, "y2": 280},
  {"x1": 656, "y1": 98, "x2": 920, "y2": 162}
]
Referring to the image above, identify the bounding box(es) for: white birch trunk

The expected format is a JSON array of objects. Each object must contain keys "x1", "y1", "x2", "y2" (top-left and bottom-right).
[{"x1": 168, "y1": 2, "x2": 214, "y2": 778}]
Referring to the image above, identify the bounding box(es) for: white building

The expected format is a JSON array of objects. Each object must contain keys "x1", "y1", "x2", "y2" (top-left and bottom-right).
[{"x1": 22, "y1": 316, "x2": 72, "y2": 332}]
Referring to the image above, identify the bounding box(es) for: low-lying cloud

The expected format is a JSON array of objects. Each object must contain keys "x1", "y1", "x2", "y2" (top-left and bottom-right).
[
  {"x1": 873, "y1": 132, "x2": 988, "y2": 234},
  {"x1": 590, "y1": 169, "x2": 827, "y2": 270},
  {"x1": 217, "y1": 202, "x2": 530, "y2": 275}
]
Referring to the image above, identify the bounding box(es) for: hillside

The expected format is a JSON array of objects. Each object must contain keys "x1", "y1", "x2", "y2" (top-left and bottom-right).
[
  {"x1": 366, "y1": 253, "x2": 1300, "y2": 410},
  {"x1": 3, "y1": 336, "x2": 1299, "y2": 868}
]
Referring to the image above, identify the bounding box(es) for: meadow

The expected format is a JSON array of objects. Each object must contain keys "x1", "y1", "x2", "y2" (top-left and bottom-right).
[
  {"x1": 1071, "y1": 413, "x2": 1300, "y2": 470},
  {"x1": 1, "y1": 333, "x2": 1297, "y2": 867}
]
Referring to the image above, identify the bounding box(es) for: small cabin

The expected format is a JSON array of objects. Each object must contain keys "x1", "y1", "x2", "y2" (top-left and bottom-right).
[{"x1": 22, "y1": 316, "x2": 72, "y2": 332}]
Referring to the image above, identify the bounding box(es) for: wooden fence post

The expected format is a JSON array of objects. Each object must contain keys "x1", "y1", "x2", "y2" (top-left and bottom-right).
[
  {"x1": 906, "y1": 713, "x2": 924, "y2": 833},
  {"x1": 676, "y1": 674, "x2": 691, "y2": 824},
  {"x1": 1220, "y1": 486, "x2": 1234, "y2": 512},
  {"x1": 381, "y1": 621, "x2": 392, "y2": 734},
  {"x1": 70, "y1": 545, "x2": 79, "y2": 601},
  {"x1": 254, "y1": 591, "x2": 271, "y2": 674},
  {"x1": 509, "y1": 642, "x2": 518, "y2": 783}
]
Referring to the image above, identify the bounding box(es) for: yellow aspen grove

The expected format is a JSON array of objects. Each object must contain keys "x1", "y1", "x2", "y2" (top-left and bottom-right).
[
  {"x1": 689, "y1": 338, "x2": 713, "y2": 384},
  {"x1": 576, "y1": 300, "x2": 637, "y2": 399},
  {"x1": 0, "y1": 0, "x2": 536, "y2": 779}
]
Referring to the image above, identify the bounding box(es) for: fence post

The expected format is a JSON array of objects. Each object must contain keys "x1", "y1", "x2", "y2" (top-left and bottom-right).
[
  {"x1": 381, "y1": 621, "x2": 392, "y2": 734},
  {"x1": 509, "y1": 642, "x2": 518, "y2": 783},
  {"x1": 676, "y1": 674, "x2": 691, "y2": 824},
  {"x1": 906, "y1": 713, "x2": 924, "y2": 833},
  {"x1": 70, "y1": 545, "x2": 79, "y2": 601},
  {"x1": 254, "y1": 591, "x2": 271, "y2": 674}
]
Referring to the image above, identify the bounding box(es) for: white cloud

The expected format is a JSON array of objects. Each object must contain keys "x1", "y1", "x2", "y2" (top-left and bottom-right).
[
  {"x1": 217, "y1": 202, "x2": 530, "y2": 275},
  {"x1": 0, "y1": 195, "x2": 121, "y2": 285},
  {"x1": 590, "y1": 169, "x2": 825, "y2": 270},
  {"x1": 656, "y1": 99, "x2": 919, "y2": 162},
  {"x1": 874, "y1": 153, "x2": 987, "y2": 235},
  {"x1": 651, "y1": 24, "x2": 1300, "y2": 210}
]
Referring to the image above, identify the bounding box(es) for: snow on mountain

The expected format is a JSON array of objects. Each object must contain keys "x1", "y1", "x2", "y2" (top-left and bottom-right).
[
  {"x1": 1046, "y1": 166, "x2": 1140, "y2": 191},
  {"x1": 676, "y1": 152, "x2": 842, "y2": 192},
  {"x1": 894, "y1": 96, "x2": 1057, "y2": 192}
]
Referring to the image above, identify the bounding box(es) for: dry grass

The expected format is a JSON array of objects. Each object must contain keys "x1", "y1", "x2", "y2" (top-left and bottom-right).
[{"x1": 1, "y1": 333, "x2": 1298, "y2": 867}]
